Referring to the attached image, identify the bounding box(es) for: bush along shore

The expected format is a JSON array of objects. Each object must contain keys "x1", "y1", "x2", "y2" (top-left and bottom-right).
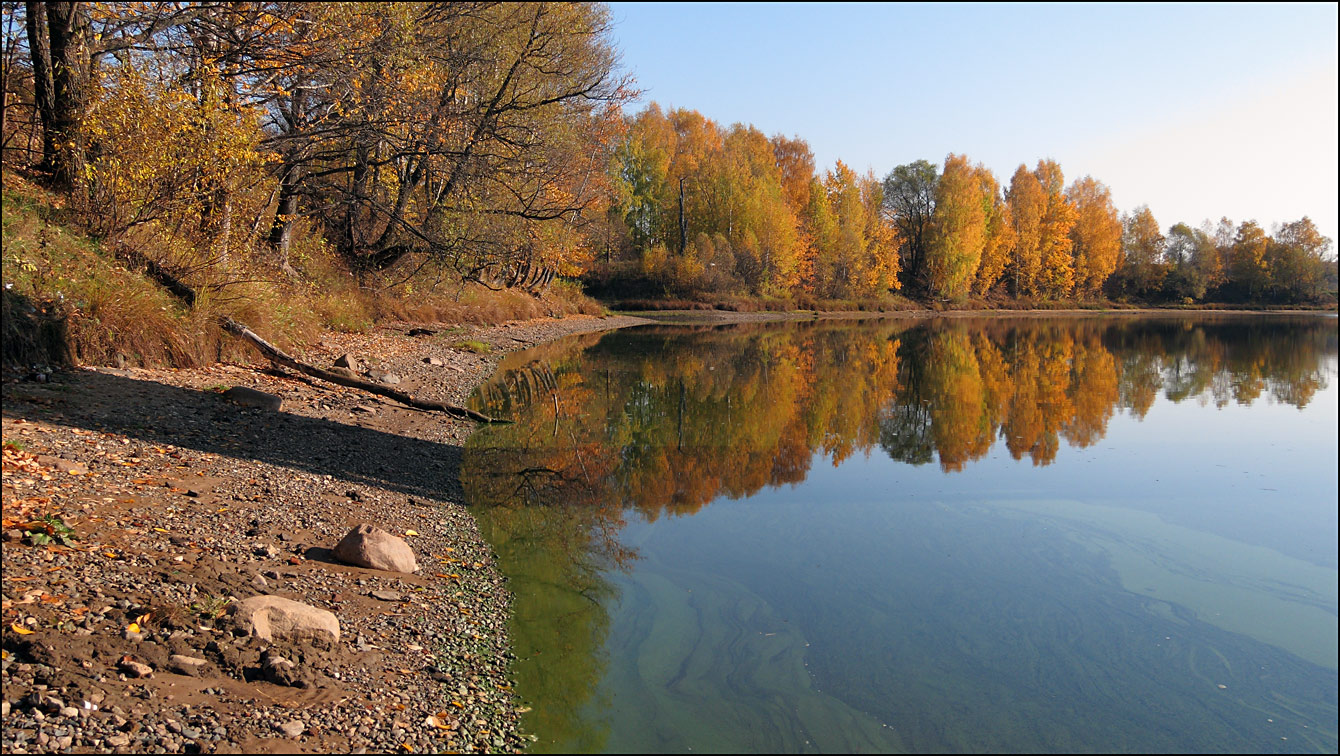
[{"x1": 0, "y1": 314, "x2": 648, "y2": 754}]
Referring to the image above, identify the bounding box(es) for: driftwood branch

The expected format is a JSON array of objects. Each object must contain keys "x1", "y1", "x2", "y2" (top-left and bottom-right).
[
  {"x1": 219, "y1": 317, "x2": 505, "y2": 424},
  {"x1": 117, "y1": 244, "x2": 502, "y2": 423}
]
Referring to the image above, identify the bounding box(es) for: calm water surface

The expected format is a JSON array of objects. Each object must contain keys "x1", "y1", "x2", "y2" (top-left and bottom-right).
[{"x1": 462, "y1": 315, "x2": 1338, "y2": 753}]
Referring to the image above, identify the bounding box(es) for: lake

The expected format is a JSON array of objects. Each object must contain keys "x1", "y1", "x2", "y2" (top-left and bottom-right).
[{"x1": 462, "y1": 314, "x2": 1338, "y2": 754}]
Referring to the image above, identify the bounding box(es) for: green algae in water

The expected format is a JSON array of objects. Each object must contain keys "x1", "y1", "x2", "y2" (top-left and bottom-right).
[{"x1": 465, "y1": 315, "x2": 1338, "y2": 753}]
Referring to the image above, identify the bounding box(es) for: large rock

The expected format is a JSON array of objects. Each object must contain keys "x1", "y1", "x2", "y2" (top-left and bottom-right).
[
  {"x1": 223, "y1": 386, "x2": 283, "y2": 411},
  {"x1": 232, "y1": 595, "x2": 340, "y2": 645},
  {"x1": 332, "y1": 524, "x2": 418, "y2": 574}
]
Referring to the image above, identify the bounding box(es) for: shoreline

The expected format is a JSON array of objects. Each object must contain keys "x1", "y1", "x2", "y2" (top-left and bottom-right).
[
  {"x1": 0, "y1": 306, "x2": 1328, "y2": 753},
  {"x1": 0, "y1": 313, "x2": 650, "y2": 754}
]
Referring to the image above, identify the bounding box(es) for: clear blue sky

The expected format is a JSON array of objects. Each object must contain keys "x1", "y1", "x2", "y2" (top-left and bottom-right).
[{"x1": 606, "y1": 2, "x2": 1338, "y2": 246}]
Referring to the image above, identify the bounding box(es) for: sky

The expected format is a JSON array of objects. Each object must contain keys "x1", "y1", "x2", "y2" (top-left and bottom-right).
[{"x1": 605, "y1": 2, "x2": 1339, "y2": 247}]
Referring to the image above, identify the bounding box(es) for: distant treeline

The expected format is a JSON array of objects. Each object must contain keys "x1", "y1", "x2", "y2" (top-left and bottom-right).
[
  {"x1": 589, "y1": 104, "x2": 1337, "y2": 306},
  {"x1": 1, "y1": 3, "x2": 1333, "y2": 310}
]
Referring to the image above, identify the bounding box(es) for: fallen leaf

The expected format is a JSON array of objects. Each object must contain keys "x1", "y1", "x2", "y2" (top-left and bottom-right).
[
  {"x1": 127, "y1": 623, "x2": 140, "y2": 633},
  {"x1": 10, "y1": 623, "x2": 34, "y2": 635},
  {"x1": 405, "y1": 529, "x2": 419, "y2": 536}
]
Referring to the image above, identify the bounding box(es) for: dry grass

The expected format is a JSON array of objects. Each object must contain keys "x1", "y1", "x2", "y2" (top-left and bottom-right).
[{"x1": 2, "y1": 175, "x2": 607, "y2": 370}]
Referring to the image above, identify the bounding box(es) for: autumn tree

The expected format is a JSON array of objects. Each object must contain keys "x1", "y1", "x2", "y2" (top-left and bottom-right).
[
  {"x1": 1265, "y1": 217, "x2": 1331, "y2": 302},
  {"x1": 1033, "y1": 159, "x2": 1077, "y2": 296},
  {"x1": 925, "y1": 154, "x2": 986, "y2": 301},
  {"x1": 1065, "y1": 176, "x2": 1121, "y2": 298},
  {"x1": 1226, "y1": 220, "x2": 1270, "y2": 301},
  {"x1": 973, "y1": 169, "x2": 1014, "y2": 296},
  {"x1": 1006, "y1": 165, "x2": 1045, "y2": 296},
  {"x1": 1112, "y1": 205, "x2": 1166, "y2": 299},
  {"x1": 1163, "y1": 222, "x2": 1219, "y2": 301}
]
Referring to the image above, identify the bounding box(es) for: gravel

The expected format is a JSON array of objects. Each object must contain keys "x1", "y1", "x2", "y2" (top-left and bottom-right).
[{"x1": 1, "y1": 314, "x2": 648, "y2": 754}]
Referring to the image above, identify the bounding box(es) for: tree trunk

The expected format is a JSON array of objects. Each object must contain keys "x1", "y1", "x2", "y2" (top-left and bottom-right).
[
  {"x1": 218, "y1": 317, "x2": 505, "y2": 424},
  {"x1": 267, "y1": 162, "x2": 303, "y2": 263},
  {"x1": 44, "y1": 2, "x2": 90, "y2": 196},
  {"x1": 23, "y1": 1, "x2": 55, "y2": 174}
]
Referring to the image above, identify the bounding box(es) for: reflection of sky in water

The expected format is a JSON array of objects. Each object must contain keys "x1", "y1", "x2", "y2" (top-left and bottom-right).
[
  {"x1": 469, "y1": 318, "x2": 1339, "y2": 753},
  {"x1": 806, "y1": 355, "x2": 1339, "y2": 570}
]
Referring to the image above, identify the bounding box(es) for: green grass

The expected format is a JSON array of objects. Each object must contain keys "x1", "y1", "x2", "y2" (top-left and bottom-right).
[{"x1": 453, "y1": 340, "x2": 493, "y2": 354}]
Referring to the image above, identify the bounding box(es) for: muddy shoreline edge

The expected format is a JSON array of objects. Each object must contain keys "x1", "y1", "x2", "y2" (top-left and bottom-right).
[{"x1": 1, "y1": 313, "x2": 649, "y2": 754}]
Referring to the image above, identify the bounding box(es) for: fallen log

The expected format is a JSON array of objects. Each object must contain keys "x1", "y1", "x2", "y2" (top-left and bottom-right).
[
  {"x1": 219, "y1": 316, "x2": 505, "y2": 424},
  {"x1": 116, "y1": 245, "x2": 502, "y2": 423}
]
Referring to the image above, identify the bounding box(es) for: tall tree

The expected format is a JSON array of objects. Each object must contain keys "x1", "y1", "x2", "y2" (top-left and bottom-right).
[
  {"x1": 1117, "y1": 205, "x2": 1167, "y2": 298},
  {"x1": 1034, "y1": 159, "x2": 1077, "y2": 296},
  {"x1": 1163, "y1": 222, "x2": 1219, "y2": 301},
  {"x1": 925, "y1": 153, "x2": 986, "y2": 300},
  {"x1": 21, "y1": 1, "x2": 53, "y2": 173},
  {"x1": 973, "y1": 168, "x2": 1014, "y2": 296},
  {"x1": 1266, "y1": 217, "x2": 1331, "y2": 302},
  {"x1": 1006, "y1": 164, "x2": 1045, "y2": 296},
  {"x1": 882, "y1": 160, "x2": 938, "y2": 292},
  {"x1": 1066, "y1": 176, "x2": 1121, "y2": 297},
  {"x1": 40, "y1": 2, "x2": 90, "y2": 194}
]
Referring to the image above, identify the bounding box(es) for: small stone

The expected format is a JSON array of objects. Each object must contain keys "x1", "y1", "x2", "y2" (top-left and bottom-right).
[
  {"x1": 117, "y1": 659, "x2": 153, "y2": 678},
  {"x1": 37, "y1": 455, "x2": 88, "y2": 475},
  {"x1": 333, "y1": 354, "x2": 360, "y2": 370},
  {"x1": 222, "y1": 386, "x2": 283, "y2": 411},
  {"x1": 370, "y1": 590, "x2": 403, "y2": 602},
  {"x1": 279, "y1": 720, "x2": 305, "y2": 739},
  {"x1": 231, "y1": 595, "x2": 340, "y2": 644},
  {"x1": 262, "y1": 651, "x2": 311, "y2": 688},
  {"x1": 168, "y1": 655, "x2": 207, "y2": 676},
  {"x1": 423, "y1": 357, "x2": 444, "y2": 366},
  {"x1": 251, "y1": 573, "x2": 269, "y2": 589}
]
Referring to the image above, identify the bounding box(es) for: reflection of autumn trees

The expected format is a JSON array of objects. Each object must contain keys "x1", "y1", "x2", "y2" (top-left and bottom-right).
[
  {"x1": 462, "y1": 315, "x2": 1333, "y2": 751},
  {"x1": 466, "y1": 323, "x2": 904, "y2": 523},
  {"x1": 465, "y1": 316, "x2": 1336, "y2": 518}
]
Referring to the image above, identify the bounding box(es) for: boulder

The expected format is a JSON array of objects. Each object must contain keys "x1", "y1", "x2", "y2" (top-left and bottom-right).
[
  {"x1": 332, "y1": 524, "x2": 418, "y2": 574},
  {"x1": 222, "y1": 386, "x2": 283, "y2": 411},
  {"x1": 232, "y1": 595, "x2": 340, "y2": 645}
]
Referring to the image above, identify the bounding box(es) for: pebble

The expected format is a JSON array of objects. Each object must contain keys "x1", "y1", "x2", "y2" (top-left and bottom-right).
[{"x1": 280, "y1": 720, "x2": 306, "y2": 739}]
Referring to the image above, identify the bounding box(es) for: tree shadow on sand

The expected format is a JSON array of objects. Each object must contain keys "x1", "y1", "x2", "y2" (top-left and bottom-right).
[{"x1": 2, "y1": 369, "x2": 474, "y2": 503}]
